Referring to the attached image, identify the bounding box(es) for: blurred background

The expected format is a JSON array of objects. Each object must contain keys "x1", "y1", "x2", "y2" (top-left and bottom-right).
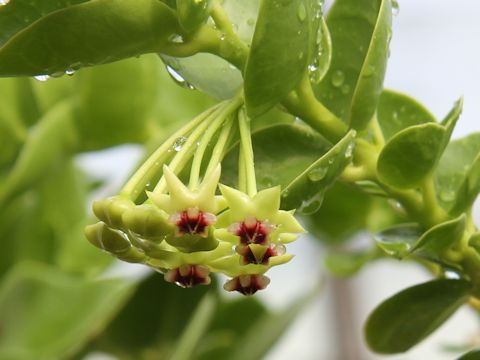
[{"x1": 1, "y1": 1, "x2": 479, "y2": 359}]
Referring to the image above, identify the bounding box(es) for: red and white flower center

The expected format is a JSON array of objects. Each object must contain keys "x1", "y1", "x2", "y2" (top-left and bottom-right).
[
  {"x1": 228, "y1": 216, "x2": 275, "y2": 245},
  {"x1": 169, "y1": 207, "x2": 216, "y2": 237}
]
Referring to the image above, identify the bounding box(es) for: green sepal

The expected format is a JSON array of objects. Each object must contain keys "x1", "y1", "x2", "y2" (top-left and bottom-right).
[
  {"x1": 92, "y1": 196, "x2": 134, "y2": 230},
  {"x1": 165, "y1": 226, "x2": 219, "y2": 253},
  {"x1": 122, "y1": 204, "x2": 173, "y2": 242}
]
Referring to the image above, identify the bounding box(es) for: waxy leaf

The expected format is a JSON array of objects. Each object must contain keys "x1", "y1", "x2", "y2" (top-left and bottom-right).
[
  {"x1": 373, "y1": 223, "x2": 420, "y2": 259},
  {"x1": 412, "y1": 214, "x2": 466, "y2": 256},
  {"x1": 244, "y1": 0, "x2": 316, "y2": 117},
  {"x1": 377, "y1": 89, "x2": 436, "y2": 140},
  {"x1": 441, "y1": 98, "x2": 463, "y2": 151},
  {"x1": 0, "y1": 262, "x2": 135, "y2": 359},
  {"x1": 0, "y1": 0, "x2": 179, "y2": 77},
  {"x1": 176, "y1": 0, "x2": 212, "y2": 33},
  {"x1": 222, "y1": 123, "x2": 330, "y2": 196},
  {"x1": 365, "y1": 279, "x2": 471, "y2": 354},
  {"x1": 377, "y1": 123, "x2": 446, "y2": 189},
  {"x1": 281, "y1": 130, "x2": 356, "y2": 213},
  {"x1": 0, "y1": 0, "x2": 89, "y2": 48},
  {"x1": 435, "y1": 133, "x2": 480, "y2": 214},
  {"x1": 315, "y1": 0, "x2": 392, "y2": 130}
]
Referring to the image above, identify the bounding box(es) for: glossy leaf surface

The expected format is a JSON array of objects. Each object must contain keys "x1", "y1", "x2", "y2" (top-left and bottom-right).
[
  {"x1": 365, "y1": 279, "x2": 471, "y2": 354},
  {"x1": 377, "y1": 89, "x2": 436, "y2": 140},
  {"x1": 244, "y1": 0, "x2": 316, "y2": 117},
  {"x1": 377, "y1": 123, "x2": 446, "y2": 189},
  {"x1": 0, "y1": 0, "x2": 179, "y2": 77},
  {"x1": 315, "y1": 0, "x2": 392, "y2": 130},
  {"x1": 373, "y1": 223, "x2": 420, "y2": 259}
]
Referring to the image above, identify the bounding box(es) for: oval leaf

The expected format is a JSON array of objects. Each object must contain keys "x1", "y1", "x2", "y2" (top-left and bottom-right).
[
  {"x1": 365, "y1": 279, "x2": 471, "y2": 354},
  {"x1": 377, "y1": 89, "x2": 436, "y2": 141},
  {"x1": 244, "y1": 0, "x2": 315, "y2": 117},
  {"x1": 377, "y1": 123, "x2": 446, "y2": 189},
  {"x1": 435, "y1": 133, "x2": 480, "y2": 213},
  {"x1": 315, "y1": 0, "x2": 392, "y2": 130},
  {"x1": 412, "y1": 214, "x2": 466, "y2": 256},
  {"x1": 0, "y1": 0, "x2": 179, "y2": 77}
]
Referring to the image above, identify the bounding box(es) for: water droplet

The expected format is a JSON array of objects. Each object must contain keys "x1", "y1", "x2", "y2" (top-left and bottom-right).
[
  {"x1": 0, "y1": 0, "x2": 10, "y2": 5},
  {"x1": 165, "y1": 66, "x2": 195, "y2": 90},
  {"x1": 172, "y1": 136, "x2": 187, "y2": 152},
  {"x1": 341, "y1": 84, "x2": 350, "y2": 94},
  {"x1": 34, "y1": 75, "x2": 50, "y2": 82},
  {"x1": 275, "y1": 244, "x2": 286, "y2": 255},
  {"x1": 364, "y1": 64, "x2": 375, "y2": 77},
  {"x1": 298, "y1": 52, "x2": 304, "y2": 60},
  {"x1": 392, "y1": 111, "x2": 399, "y2": 122},
  {"x1": 345, "y1": 142, "x2": 355, "y2": 158},
  {"x1": 247, "y1": 18, "x2": 255, "y2": 26},
  {"x1": 50, "y1": 71, "x2": 64, "y2": 78},
  {"x1": 328, "y1": 158, "x2": 334, "y2": 164},
  {"x1": 281, "y1": 189, "x2": 290, "y2": 198},
  {"x1": 440, "y1": 190, "x2": 456, "y2": 203},
  {"x1": 308, "y1": 167, "x2": 327, "y2": 182},
  {"x1": 260, "y1": 175, "x2": 274, "y2": 188},
  {"x1": 231, "y1": 23, "x2": 239, "y2": 32},
  {"x1": 220, "y1": 33, "x2": 226, "y2": 41},
  {"x1": 298, "y1": 192, "x2": 324, "y2": 215},
  {"x1": 168, "y1": 34, "x2": 183, "y2": 43},
  {"x1": 392, "y1": 0, "x2": 400, "y2": 16},
  {"x1": 331, "y1": 70, "x2": 345, "y2": 87},
  {"x1": 297, "y1": 2, "x2": 307, "y2": 21},
  {"x1": 65, "y1": 69, "x2": 75, "y2": 76}
]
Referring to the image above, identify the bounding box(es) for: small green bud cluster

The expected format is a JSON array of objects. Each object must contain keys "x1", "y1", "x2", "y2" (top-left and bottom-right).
[{"x1": 85, "y1": 100, "x2": 304, "y2": 295}]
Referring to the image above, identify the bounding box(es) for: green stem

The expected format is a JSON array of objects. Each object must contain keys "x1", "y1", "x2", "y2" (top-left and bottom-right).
[
  {"x1": 119, "y1": 105, "x2": 220, "y2": 200},
  {"x1": 238, "y1": 148, "x2": 247, "y2": 193},
  {"x1": 421, "y1": 176, "x2": 448, "y2": 227},
  {"x1": 189, "y1": 95, "x2": 243, "y2": 189},
  {"x1": 238, "y1": 108, "x2": 257, "y2": 196},
  {"x1": 205, "y1": 116, "x2": 235, "y2": 176}
]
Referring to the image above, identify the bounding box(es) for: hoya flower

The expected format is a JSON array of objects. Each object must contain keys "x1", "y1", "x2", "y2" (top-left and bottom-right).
[
  {"x1": 215, "y1": 185, "x2": 304, "y2": 264},
  {"x1": 147, "y1": 165, "x2": 226, "y2": 252}
]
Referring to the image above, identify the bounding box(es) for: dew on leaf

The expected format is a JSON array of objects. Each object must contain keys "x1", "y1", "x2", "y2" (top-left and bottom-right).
[
  {"x1": 165, "y1": 66, "x2": 195, "y2": 90},
  {"x1": 331, "y1": 70, "x2": 345, "y2": 87},
  {"x1": 345, "y1": 143, "x2": 355, "y2": 158},
  {"x1": 308, "y1": 167, "x2": 328, "y2": 182},
  {"x1": 172, "y1": 136, "x2": 188, "y2": 152},
  {"x1": 297, "y1": 2, "x2": 307, "y2": 21},
  {"x1": 34, "y1": 75, "x2": 50, "y2": 82},
  {"x1": 341, "y1": 84, "x2": 350, "y2": 94}
]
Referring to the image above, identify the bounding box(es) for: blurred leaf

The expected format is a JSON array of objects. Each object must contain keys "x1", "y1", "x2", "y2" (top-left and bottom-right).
[
  {"x1": 74, "y1": 55, "x2": 160, "y2": 151},
  {"x1": 412, "y1": 214, "x2": 466, "y2": 257},
  {"x1": 365, "y1": 279, "x2": 471, "y2": 354},
  {"x1": 29, "y1": 76, "x2": 75, "y2": 115},
  {"x1": 315, "y1": 0, "x2": 392, "y2": 130},
  {"x1": 0, "y1": 0, "x2": 179, "y2": 77},
  {"x1": 377, "y1": 89, "x2": 435, "y2": 140},
  {"x1": 244, "y1": 0, "x2": 317, "y2": 118},
  {"x1": 281, "y1": 130, "x2": 356, "y2": 213},
  {"x1": 176, "y1": 0, "x2": 212, "y2": 33},
  {"x1": 373, "y1": 223, "x2": 420, "y2": 259},
  {"x1": 0, "y1": 100, "x2": 77, "y2": 205},
  {"x1": 0, "y1": 262, "x2": 135, "y2": 360},
  {"x1": 377, "y1": 123, "x2": 446, "y2": 189},
  {"x1": 90, "y1": 272, "x2": 213, "y2": 359},
  {"x1": 435, "y1": 133, "x2": 480, "y2": 214},
  {"x1": 221, "y1": 123, "x2": 330, "y2": 204},
  {"x1": 302, "y1": 182, "x2": 372, "y2": 243}
]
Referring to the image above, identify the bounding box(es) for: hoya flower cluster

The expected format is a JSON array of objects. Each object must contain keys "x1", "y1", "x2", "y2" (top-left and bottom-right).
[{"x1": 85, "y1": 99, "x2": 304, "y2": 295}]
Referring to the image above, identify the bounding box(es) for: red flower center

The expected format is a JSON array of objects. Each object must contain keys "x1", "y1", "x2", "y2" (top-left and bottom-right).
[
  {"x1": 164, "y1": 265, "x2": 211, "y2": 288},
  {"x1": 229, "y1": 216, "x2": 275, "y2": 245},
  {"x1": 223, "y1": 274, "x2": 270, "y2": 295},
  {"x1": 170, "y1": 208, "x2": 216, "y2": 237}
]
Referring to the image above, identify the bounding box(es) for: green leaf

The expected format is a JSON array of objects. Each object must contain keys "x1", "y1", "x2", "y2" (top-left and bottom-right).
[
  {"x1": 373, "y1": 223, "x2": 420, "y2": 259},
  {"x1": 0, "y1": 0, "x2": 89, "y2": 48},
  {"x1": 221, "y1": 123, "x2": 330, "y2": 205},
  {"x1": 90, "y1": 272, "x2": 213, "y2": 359},
  {"x1": 377, "y1": 89, "x2": 436, "y2": 141},
  {"x1": 176, "y1": 0, "x2": 212, "y2": 33},
  {"x1": 308, "y1": 17, "x2": 332, "y2": 84},
  {"x1": 441, "y1": 97, "x2": 463, "y2": 150},
  {"x1": 0, "y1": 100, "x2": 77, "y2": 206},
  {"x1": 74, "y1": 55, "x2": 160, "y2": 151},
  {"x1": 412, "y1": 214, "x2": 466, "y2": 257},
  {"x1": 302, "y1": 182, "x2": 373, "y2": 243},
  {"x1": 0, "y1": 0, "x2": 179, "y2": 77},
  {"x1": 315, "y1": 0, "x2": 392, "y2": 130},
  {"x1": 377, "y1": 123, "x2": 446, "y2": 189},
  {"x1": 365, "y1": 279, "x2": 471, "y2": 354},
  {"x1": 0, "y1": 262, "x2": 135, "y2": 360},
  {"x1": 435, "y1": 133, "x2": 480, "y2": 213},
  {"x1": 244, "y1": 0, "x2": 316, "y2": 117},
  {"x1": 281, "y1": 130, "x2": 356, "y2": 213}
]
